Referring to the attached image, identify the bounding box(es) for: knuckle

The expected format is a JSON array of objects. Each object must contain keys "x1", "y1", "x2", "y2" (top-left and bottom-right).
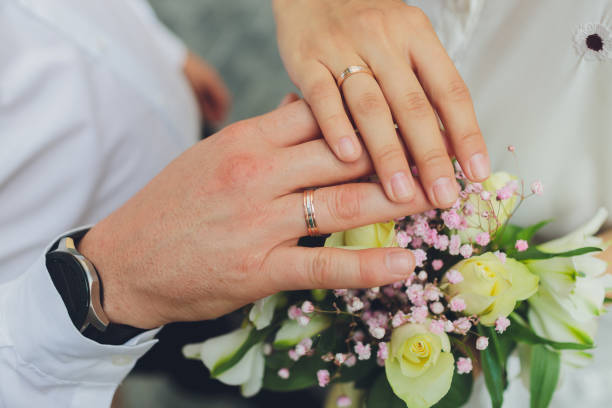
[
  {"x1": 215, "y1": 151, "x2": 262, "y2": 190},
  {"x1": 418, "y1": 148, "x2": 450, "y2": 168},
  {"x1": 354, "y1": 91, "x2": 386, "y2": 116},
  {"x1": 354, "y1": 7, "x2": 387, "y2": 31},
  {"x1": 309, "y1": 249, "x2": 334, "y2": 287},
  {"x1": 444, "y1": 80, "x2": 472, "y2": 103},
  {"x1": 327, "y1": 184, "x2": 363, "y2": 223},
  {"x1": 305, "y1": 80, "x2": 335, "y2": 102},
  {"x1": 374, "y1": 144, "x2": 405, "y2": 166},
  {"x1": 401, "y1": 91, "x2": 431, "y2": 117},
  {"x1": 455, "y1": 129, "x2": 483, "y2": 146}
]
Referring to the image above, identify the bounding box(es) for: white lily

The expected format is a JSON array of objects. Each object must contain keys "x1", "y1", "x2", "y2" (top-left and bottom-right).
[
  {"x1": 526, "y1": 208, "x2": 612, "y2": 367},
  {"x1": 249, "y1": 293, "x2": 282, "y2": 330},
  {"x1": 183, "y1": 326, "x2": 265, "y2": 397}
]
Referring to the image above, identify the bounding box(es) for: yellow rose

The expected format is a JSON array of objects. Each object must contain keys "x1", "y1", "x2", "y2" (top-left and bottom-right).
[
  {"x1": 444, "y1": 253, "x2": 538, "y2": 325},
  {"x1": 325, "y1": 221, "x2": 396, "y2": 249},
  {"x1": 460, "y1": 171, "x2": 518, "y2": 243},
  {"x1": 385, "y1": 322, "x2": 455, "y2": 408}
]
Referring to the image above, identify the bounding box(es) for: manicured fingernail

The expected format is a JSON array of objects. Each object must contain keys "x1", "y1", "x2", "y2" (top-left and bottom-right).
[
  {"x1": 337, "y1": 137, "x2": 357, "y2": 160},
  {"x1": 390, "y1": 172, "x2": 414, "y2": 201},
  {"x1": 386, "y1": 251, "x2": 414, "y2": 277},
  {"x1": 469, "y1": 153, "x2": 490, "y2": 180},
  {"x1": 433, "y1": 177, "x2": 457, "y2": 207}
]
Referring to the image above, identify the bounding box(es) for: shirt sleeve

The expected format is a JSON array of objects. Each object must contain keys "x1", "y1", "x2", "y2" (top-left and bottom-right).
[
  {"x1": 127, "y1": 0, "x2": 188, "y2": 69},
  {"x1": 0, "y1": 5, "x2": 159, "y2": 406}
]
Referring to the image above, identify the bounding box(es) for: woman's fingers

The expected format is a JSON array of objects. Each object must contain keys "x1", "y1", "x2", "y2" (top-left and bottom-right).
[
  {"x1": 410, "y1": 31, "x2": 490, "y2": 182},
  {"x1": 265, "y1": 246, "x2": 415, "y2": 291},
  {"x1": 341, "y1": 73, "x2": 416, "y2": 203},
  {"x1": 256, "y1": 99, "x2": 322, "y2": 147},
  {"x1": 298, "y1": 64, "x2": 362, "y2": 161},
  {"x1": 275, "y1": 182, "x2": 432, "y2": 239},
  {"x1": 371, "y1": 58, "x2": 458, "y2": 208}
]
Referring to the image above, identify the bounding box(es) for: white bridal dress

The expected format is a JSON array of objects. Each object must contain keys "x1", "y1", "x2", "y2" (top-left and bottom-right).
[{"x1": 407, "y1": 0, "x2": 612, "y2": 406}]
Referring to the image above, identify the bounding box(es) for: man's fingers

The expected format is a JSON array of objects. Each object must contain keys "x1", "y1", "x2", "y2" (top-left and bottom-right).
[
  {"x1": 255, "y1": 99, "x2": 322, "y2": 146},
  {"x1": 299, "y1": 64, "x2": 362, "y2": 161},
  {"x1": 410, "y1": 33, "x2": 490, "y2": 182},
  {"x1": 279, "y1": 138, "x2": 373, "y2": 192},
  {"x1": 275, "y1": 182, "x2": 432, "y2": 239},
  {"x1": 265, "y1": 246, "x2": 415, "y2": 291}
]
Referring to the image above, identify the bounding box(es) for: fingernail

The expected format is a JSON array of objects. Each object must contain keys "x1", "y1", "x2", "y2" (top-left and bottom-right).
[
  {"x1": 386, "y1": 251, "x2": 414, "y2": 277},
  {"x1": 337, "y1": 137, "x2": 357, "y2": 160},
  {"x1": 469, "y1": 153, "x2": 490, "y2": 180},
  {"x1": 390, "y1": 171, "x2": 414, "y2": 201},
  {"x1": 433, "y1": 177, "x2": 457, "y2": 207}
]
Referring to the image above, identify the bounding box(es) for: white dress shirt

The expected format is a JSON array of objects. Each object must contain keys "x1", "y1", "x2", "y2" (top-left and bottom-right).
[
  {"x1": 409, "y1": 1, "x2": 612, "y2": 406},
  {"x1": 0, "y1": 0, "x2": 199, "y2": 406}
]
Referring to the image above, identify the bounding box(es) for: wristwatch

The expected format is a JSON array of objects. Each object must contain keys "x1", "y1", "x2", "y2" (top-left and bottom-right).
[{"x1": 45, "y1": 229, "x2": 145, "y2": 345}]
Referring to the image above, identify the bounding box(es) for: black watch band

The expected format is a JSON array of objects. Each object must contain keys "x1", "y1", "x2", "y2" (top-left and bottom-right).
[{"x1": 46, "y1": 229, "x2": 146, "y2": 346}]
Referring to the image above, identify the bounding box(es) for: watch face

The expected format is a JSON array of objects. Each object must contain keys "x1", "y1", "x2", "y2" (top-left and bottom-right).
[{"x1": 46, "y1": 251, "x2": 91, "y2": 329}]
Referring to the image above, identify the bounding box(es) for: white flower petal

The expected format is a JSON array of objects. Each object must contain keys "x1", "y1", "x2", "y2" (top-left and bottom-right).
[{"x1": 249, "y1": 293, "x2": 281, "y2": 330}]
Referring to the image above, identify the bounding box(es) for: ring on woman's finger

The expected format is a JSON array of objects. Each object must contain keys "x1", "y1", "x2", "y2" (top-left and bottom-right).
[
  {"x1": 303, "y1": 189, "x2": 320, "y2": 236},
  {"x1": 336, "y1": 65, "x2": 374, "y2": 88}
]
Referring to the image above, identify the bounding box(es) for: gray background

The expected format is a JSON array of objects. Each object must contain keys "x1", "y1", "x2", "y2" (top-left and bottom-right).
[{"x1": 150, "y1": 0, "x2": 296, "y2": 125}]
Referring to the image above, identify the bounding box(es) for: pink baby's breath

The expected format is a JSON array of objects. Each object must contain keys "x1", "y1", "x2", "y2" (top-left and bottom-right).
[
  {"x1": 480, "y1": 190, "x2": 491, "y2": 201},
  {"x1": 337, "y1": 396, "x2": 352, "y2": 407},
  {"x1": 475, "y1": 232, "x2": 491, "y2": 246},
  {"x1": 429, "y1": 319, "x2": 445, "y2": 335},
  {"x1": 430, "y1": 301, "x2": 445, "y2": 315},
  {"x1": 412, "y1": 249, "x2": 427, "y2": 268},
  {"x1": 446, "y1": 269, "x2": 464, "y2": 284},
  {"x1": 515, "y1": 239, "x2": 529, "y2": 252},
  {"x1": 459, "y1": 244, "x2": 473, "y2": 258},
  {"x1": 457, "y1": 357, "x2": 473, "y2": 374},
  {"x1": 297, "y1": 315, "x2": 310, "y2": 326},
  {"x1": 396, "y1": 230, "x2": 411, "y2": 247},
  {"x1": 449, "y1": 235, "x2": 461, "y2": 255},
  {"x1": 454, "y1": 317, "x2": 472, "y2": 334},
  {"x1": 288, "y1": 305, "x2": 302, "y2": 320},
  {"x1": 495, "y1": 316, "x2": 511, "y2": 333},
  {"x1": 370, "y1": 326, "x2": 386, "y2": 339},
  {"x1": 531, "y1": 181, "x2": 544, "y2": 195},
  {"x1": 354, "y1": 342, "x2": 371, "y2": 360},
  {"x1": 301, "y1": 301, "x2": 314, "y2": 314},
  {"x1": 432, "y1": 259, "x2": 444, "y2": 271},
  {"x1": 494, "y1": 250, "x2": 507, "y2": 263},
  {"x1": 434, "y1": 234, "x2": 449, "y2": 251},
  {"x1": 377, "y1": 342, "x2": 389, "y2": 361},
  {"x1": 411, "y1": 305, "x2": 429, "y2": 323},
  {"x1": 449, "y1": 297, "x2": 467, "y2": 312},
  {"x1": 278, "y1": 368, "x2": 290, "y2": 379},
  {"x1": 444, "y1": 320, "x2": 455, "y2": 333},
  {"x1": 344, "y1": 354, "x2": 357, "y2": 367},
  {"x1": 476, "y1": 336, "x2": 489, "y2": 351},
  {"x1": 417, "y1": 271, "x2": 428, "y2": 281},
  {"x1": 317, "y1": 369, "x2": 330, "y2": 387},
  {"x1": 442, "y1": 209, "x2": 462, "y2": 229}
]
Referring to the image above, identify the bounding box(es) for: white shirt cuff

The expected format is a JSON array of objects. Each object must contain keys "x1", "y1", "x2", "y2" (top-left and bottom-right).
[{"x1": 2, "y1": 227, "x2": 160, "y2": 385}]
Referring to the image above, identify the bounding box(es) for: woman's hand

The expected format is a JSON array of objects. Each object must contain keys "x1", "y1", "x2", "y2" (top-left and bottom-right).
[
  {"x1": 273, "y1": 0, "x2": 489, "y2": 207},
  {"x1": 183, "y1": 51, "x2": 231, "y2": 124},
  {"x1": 78, "y1": 100, "x2": 433, "y2": 329}
]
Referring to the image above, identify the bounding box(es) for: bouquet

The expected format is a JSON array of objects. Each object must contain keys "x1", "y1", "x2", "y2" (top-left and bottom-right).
[{"x1": 183, "y1": 150, "x2": 611, "y2": 408}]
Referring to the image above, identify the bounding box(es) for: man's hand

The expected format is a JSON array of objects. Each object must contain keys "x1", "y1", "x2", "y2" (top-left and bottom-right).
[
  {"x1": 273, "y1": 0, "x2": 489, "y2": 207},
  {"x1": 78, "y1": 100, "x2": 433, "y2": 329},
  {"x1": 183, "y1": 51, "x2": 231, "y2": 124}
]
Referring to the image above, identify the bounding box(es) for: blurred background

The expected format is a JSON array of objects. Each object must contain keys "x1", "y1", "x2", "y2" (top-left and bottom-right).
[{"x1": 118, "y1": 2, "x2": 323, "y2": 407}]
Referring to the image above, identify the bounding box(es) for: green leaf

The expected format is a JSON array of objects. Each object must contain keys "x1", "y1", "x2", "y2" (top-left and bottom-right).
[
  {"x1": 336, "y1": 358, "x2": 379, "y2": 384},
  {"x1": 508, "y1": 314, "x2": 593, "y2": 350},
  {"x1": 477, "y1": 326, "x2": 504, "y2": 408},
  {"x1": 493, "y1": 224, "x2": 521, "y2": 248},
  {"x1": 513, "y1": 246, "x2": 601, "y2": 261},
  {"x1": 530, "y1": 345, "x2": 560, "y2": 408},
  {"x1": 516, "y1": 220, "x2": 553, "y2": 242},
  {"x1": 366, "y1": 372, "x2": 405, "y2": 408},
  {"x1": 432, "y1": 368, "x2": 474, "y2": 408},
  {"x1": 263, "y1": 354, "x2": 330, "y2": 391},
  {"x1": 211, "y1": 326, "x2": 270, "y2": 378}
]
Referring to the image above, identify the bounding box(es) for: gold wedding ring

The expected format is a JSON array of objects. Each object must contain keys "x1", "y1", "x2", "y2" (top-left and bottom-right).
[
  {"x1": 337, "y1": 65, "x2": 374, "y2": 88},
  {"x1": 303, "y1": 189, "x2": 320, "y2": 236}
]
